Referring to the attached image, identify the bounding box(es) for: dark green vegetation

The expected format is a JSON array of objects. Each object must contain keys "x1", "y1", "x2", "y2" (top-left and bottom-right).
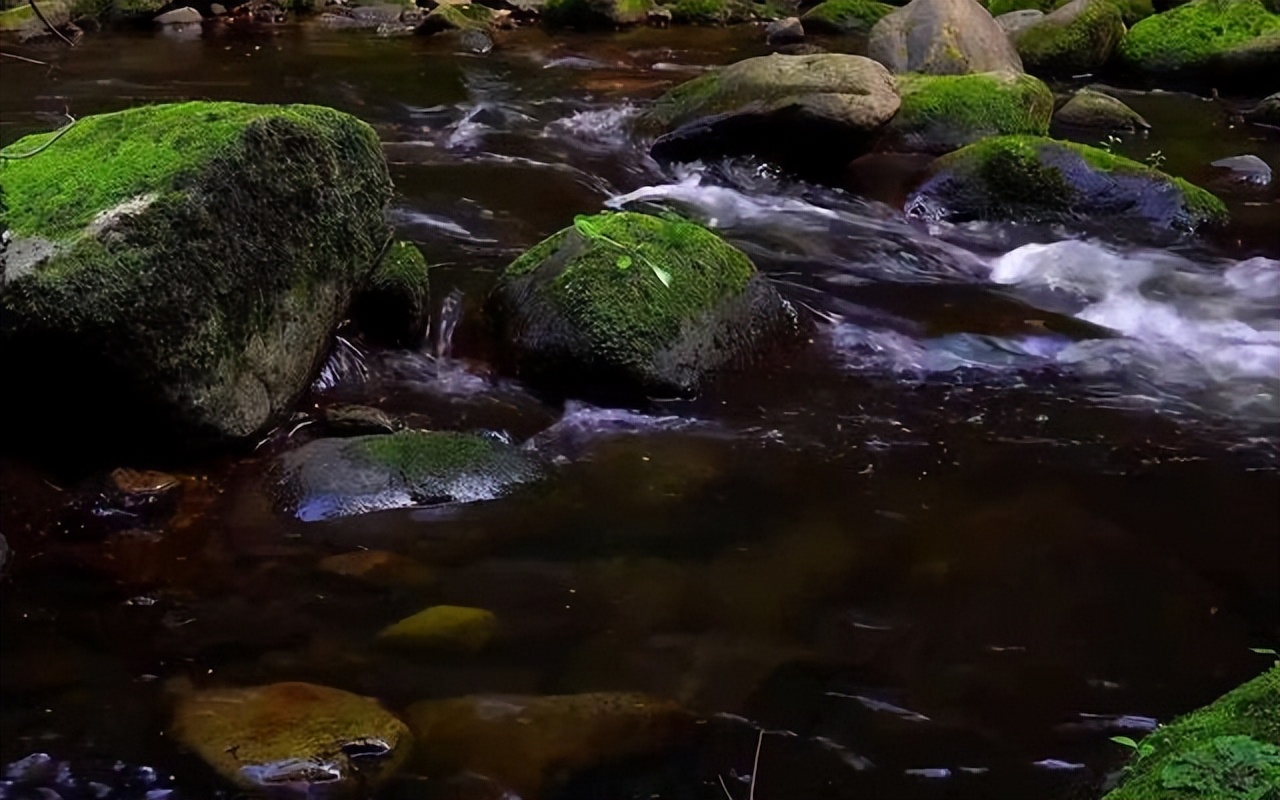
[{"x1": 1105, "y1": 667, "x2": 1280, "y2": 800}]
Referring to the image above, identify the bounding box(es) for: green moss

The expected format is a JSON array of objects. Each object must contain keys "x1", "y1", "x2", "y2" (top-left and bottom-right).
[
  {"x1": 888, "y1": 72, "x2": 1053, "y2": 152},
  {"x1": 800, "y1": 0, "x2": 894, "y2": 32},
  {"x1": 640, "y1": 70, "x2": 724, "y2": 132},
  {"x1": 498, "y1": 212, "x2": 757, "y2": 370},
  {"x1": 371, "y1": 241, "x2": 428, "y2": 303},
  {"x1": 357, "y1": 430, "x2": 504, "y2": 480},
  {"x1": 421, "y1": 1, "x2": 495, "y2": 31},
  {"x1": 1117, "y1": 0, "x2": 1280, "y2": 72},
  {"x1": 543, "y1": 0, "x2": 652, "y2": 27},
  {"x1": 1015, "y1": 0, "x2": 1125, "y2": 76},
  {"x1": 1105, "y1": 667, "x2": 1280, "y2": 800},
  {"x1": 668, "y1": 0, "x2": 726, "y2": 22},
  {"x1": 1, "y1": 102, "x2": 349, "y2": 240},
  {"x1": 988, "y1": 0, "x2": 1055, "y2": 13}
]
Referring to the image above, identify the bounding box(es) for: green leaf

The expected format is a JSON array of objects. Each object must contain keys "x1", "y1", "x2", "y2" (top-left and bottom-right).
[
  {"x1": 615, "y1": 254, "x2": 633, "y2": 270},
  {"x1": 1248, "y1": 648, "x2": 1278, "y2": 656},
  {"x1": 650, "y1": 264, "x2": 672, "y2": 288},
  {"x1": 573, "y1": 214, "x2": 603, "y2": 240},
  {"x1": 1111, "y1": 736, "x2": 1140, "y2": 750}
]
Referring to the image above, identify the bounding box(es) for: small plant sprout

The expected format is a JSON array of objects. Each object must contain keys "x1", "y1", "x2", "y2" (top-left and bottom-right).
[
  {"x1": 1112, "y1": 735, "x2": 1156, "y2": 760},
  {"x1": 1145, "y1": 149, "x2": 1166, "y2": 169},
  {"x1": 1098, "y1": 133, "x2": 1123, "y2": 153}
]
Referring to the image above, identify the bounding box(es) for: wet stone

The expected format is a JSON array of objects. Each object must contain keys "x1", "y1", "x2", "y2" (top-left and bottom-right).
[
  {"x1": 377, "y1": 604, "x2": 497, "y2": 652},
  {"x1": 319, "y1": 404, "x2": 405, "y2": 436},
  {"x1": 318, "y1": 549, "x2": 437, "y2": 588}
]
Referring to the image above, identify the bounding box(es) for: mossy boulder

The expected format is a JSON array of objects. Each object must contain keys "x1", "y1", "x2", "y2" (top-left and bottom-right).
[
  {"x1": 110, "y1": 0, "x2": 165, "y2": 20},
  {"x1": 0, "y1": 102, "x2": 392, "y2": 453},
  {"x1": 991, "y1": 0, "x2": 1154, "y2": 23},
  {"x1": 489, "y1": 212, "x2": 797, "y2": 399},
  {"x1": 377, "y1": 605, "x2": 498, "y2": 651},
  {"x1": 416, "y1": 1, "x2": 499, "y2": 32},
  {"x1": 1116, "y1": 0, "x2": 1280, "y2": 87},
  {"x1": 1012, "y1": 0, "x2": 1125, "y2": 76},
  {"x1": 906, "y1": 135, "x2": 1228, "y2": 231},
  {"x1": 1053, "y1": 87, "x2": 1150, "y2": 129},
  {"x1": 880, "y1": 70, "x2": 1053, "y2": 153},
  {"x1": 868, "y1": 0, "x2": 1025, "y2": 74},
  {"x1": 0, "y1": 0, "x2": 70, "y2": 39},
  {"x1": 665, "y1": 0, "x2": 762, "y2": 23},
  {"x1": 1104, "y1": 667, "x2": 1279, "y2": 800},
  {"x1": 171, "y1": 681, "x2": 413, "y2": 795},
  {"x1": 277, "y1": 430, "x2": 542, "y2": 521},
  {"x1": 350, "y1": 240, "x2": 431, "y2": 348},
  {"x1": 801, "y1": 0, "x2": 895, "y2": 33},
  {"x1": 543, "y1": 0, "x2": 653, "y2": 27},
  {"x1": 403, "y1": 693, "x2": 697, "y2": 797},
  {"x1": 641, "y1": 53, "x2": 900, "y2": 168}
]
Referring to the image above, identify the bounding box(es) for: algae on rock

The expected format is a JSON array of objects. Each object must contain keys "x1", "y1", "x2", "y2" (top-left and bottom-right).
[
  {"x1": 543, "y1": 0, "x2": 653, "y2": 27},
  {"x1": 489, "y1": 211, "x2": 797, "y2": 398},
  {"x1": 801, "y1": 0, "x2": 896, "y2": 33},
  {"x1": 881, "y1": 70, "x2": 1053, "y2": 153},
  {"x1": 0, "y1": 101, "x2": 392, "y2": 453},
  {"x1": 378, "y1": 605, "x2": 498, "y2": 652},
  {"x1": 1116, "y1": 0, "x2": 1280, "y2": 86},
  {"x1": 351, "y1": 240, "x2": 431, "y2": 347}
]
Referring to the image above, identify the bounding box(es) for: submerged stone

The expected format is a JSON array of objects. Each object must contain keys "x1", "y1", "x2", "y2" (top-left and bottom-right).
[
  {"x1": 0, "y1": 102, "x2": 392, "y2": 453},
  {"x1": 880, "y1": 71, "x2": 1054, "y2": 153},
  {"x1": 403, "y1": 692, "x2": 697, "y2": 797},
  {"x1": 1103, "y1": 667, "x2": 1280, "y2": 800},
  {"x1": 642, "y1": 53, "x2": 900, "y2": 168},
  {"x1": 906, "y1": 135, "x2": 1228, "y2": 232},
  {"x1": 277, "y1": 430, "x2": 542, "y2": 521},
  {"x1": 489, "y1": 211, "x2": 797, "y2": 399},
  {"x1": 171, "y1": 681, "x2": 412, "y2": 796},
  {"x1": 377, "y1": 604, "x2": 498, "y2": 651}
]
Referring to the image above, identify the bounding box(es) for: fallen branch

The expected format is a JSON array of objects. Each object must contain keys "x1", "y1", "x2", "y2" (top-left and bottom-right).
[
  {"x1": 0, "y1": 50, "x2": 48, "y2": 65},
  {"x1": 0, "y1": 113, "x2": 76, "y2": 160},
  {"x1": 27, "y1": 0, "x2": 74, "y2": 47}
]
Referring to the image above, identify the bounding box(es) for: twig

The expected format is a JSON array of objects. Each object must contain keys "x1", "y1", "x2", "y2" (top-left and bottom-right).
[
  {"x1": 0, "y1": 113, "x2": 76, "y2": 160},
  {"x1": 0, "y1": 50, "x2": 47, "y2": 65},
  {"x1": 27, "y1": 0, "x2": 74, "y2": 47},
  {"x1": 749, "y1": 728, "x2": 764, "y2": 800}
]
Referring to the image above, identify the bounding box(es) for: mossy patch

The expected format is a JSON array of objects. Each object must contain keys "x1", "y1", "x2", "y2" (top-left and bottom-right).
[
  {"x1": 352, "y1": 240, "x2": 430, "y2": 346},
  {"x1": 800, "y1": 0, "x2": 894, "y2": 33},
  {"x1": 1014, "y1": 0, "x2": 1126, "y2": 76},
  {"x1": 1104, "y1": 667, "x2": 1280, "y2": 800},
  {"x1": 543, "y1": 0, "x2": 653, "y2": 27},
  {"x1": 419, "y1": 2, "x2": 496, "y2": 32},
  {"x1": 357, "y1": 430, "x2": 507, "y2": 481},
  {"x1": 1117, "y1": 0, "x2": 1280, "y2": 74},
  {"x1": 991, "y1": 0, "x2": 1151, "y2": 24},
  {"x1": 378, "y1": 605, "x2": 498, "y2": 652},
  {"x1": 884, "y1": 71, "x2": 1053, "y2": 153}
]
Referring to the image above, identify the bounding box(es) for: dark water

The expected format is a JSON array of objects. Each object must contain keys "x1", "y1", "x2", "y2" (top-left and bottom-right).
[{"x1": 2, "y1": 22, "x2": 1279, "y2": 800}]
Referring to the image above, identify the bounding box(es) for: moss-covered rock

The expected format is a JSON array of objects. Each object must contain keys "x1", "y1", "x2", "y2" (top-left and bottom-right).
[
  {"x1": 351, "y1": 240, "x2": 430, "y2": 347},
  {"x1": 642, "y1": 53, "x2": 900, "y2": 167},
  {"x1": 988, "y1": 0, "x2": 1055, "y2": 13},
  {"x1": 1104, "y1": 667, "x2": 1280, "y2": 800},
  {"x1": 543, "y1": 0, "x2": 653, "y2": 27},
  {"x1": 1053, "y1": 87, "x2": 1150, "y2": 129},
  {"x1": 880, "y1": 70, "x2": 1053, "y2": 153},
  {"x1": 0, "y1": 0, "x2": 70, "y2": 38},
  {"x1": 868, "y1": 0, "x2": 1025, "y2": 74},
  {"x1": 110, "y1": 0, "x2": 165, "y2": 20},
  {"x1": 171, "y1": 681, "x2": 412, "y2": 795},
  {"x1": 663, "y1": 0, "x2": 759, "y2": 23},
  {"x1": 0, "y1": 102, "x2": 392, "y2": 453},
  {"x1": 906, "y1": 134, "x2": 1228, "y2": 231},
  {"x1": 416, "y1": 1, "x2": 498, "y2": 33},
  {"x1": 1116, "y1": 0, "x2": 1280, "y2": 87},
  {"x1": 378, "y1": 605, "x2": 498, "y2": 651},
  {"x1": 404, "y1": 693, "x2": 697, "y2": 797},
  {"x1": 1013, "y1": 0, "x2": 1125, "y2": 76},
  {"x1": 801, "y1": 0, "x2": 895, "y2": 32},
  {"x1": 277, "y1": 430, "x2": 542, "y2": 521},
  {"x1": 490, "y1": 212, "x2": 796, "y2": 398},
  {"x1": 990, "y1": 0, "x2": 1153, "y2": 23}
]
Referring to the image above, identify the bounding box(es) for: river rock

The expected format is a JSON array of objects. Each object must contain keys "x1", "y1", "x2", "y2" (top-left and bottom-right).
[
  {"x1": 542, "y1": 0, "x2": 652, "y2": 27},
  {"x1": 277, "y1": 430, "x2": 542, "y2": 521},
  {"x1": 991, "y1": 0, "x2": 1154, "y2": 24},
  {"x1": 378, "y1": 604, "x2": 498, "y2": 651},
  {"x1": 0, "y1": 0, "x2": 71, "y2": 41},
  {"x1": 1053, "y1": 88, "x2": 1150, "y2": 129},
  {"x1": 1116, "y1": 0, "x2": 1280, "y2": 88},
  {"x1": 154, "y1": 6, "x2": 203, "y2": 23},
  {"x1": 801, "y1": 0, "x2": 896, "y2": 33},
  {"x1": 488, "y1": 211, "x2": 797, "y2": 398},
  {"x1": 765, "y1": 15, "x2": 805, "y2": 43},
  {"x1": 318, "y1": 549, "x2": 437, "y2": 587},
  {"x1": 0, "y1": 102, "x2": 392, "y2": 453},
  {"x1": 171, "y1": 681, "x2": 412, "y2": 795},
  {"x1": 403, "y1": 693, "x2": 697, "y2": 797},
  {"x1": 350, "y1": 240, "x2": 430, "y2": 347},
  {"x1": 880, "y1": 70, "x2": 1053, "y2": 154},
  {"x1": 666, "y1": 0, "x2": 761, "y2": 24},
  {"x1": 642, "y1": 53, "x2": 900, "y2": 168},
  {"x1": 996, "y1": 7, "x2": 1045, "y2": 33},
  {"x1": 868, "y1": 0, "x2": 1024, "y2": 75},
  {"x1": 319, "y1": 403, "x2": 405, "y2": 436},
  {"x1": 211, "y1": 3, "x2": 228, "y2": 15},
  {"x1": 417, "y1": 1, "x2": 499, "y2": 32},
  {"x1": 112, "y1": 0, "x2": 167, "y2": 21},
  {"x1": 1246, "y1": 92, "x2": 1280, "y2": 126},
  {"x1": 905, "y1": 135, "x2": 1228, "y2": 232},
  {"x1": 1209, "y1": 154, "x2": 1273, "y2": 186},
  {"x1": 1012, "y1": 0, "x2": 1125, "y2": 77}
]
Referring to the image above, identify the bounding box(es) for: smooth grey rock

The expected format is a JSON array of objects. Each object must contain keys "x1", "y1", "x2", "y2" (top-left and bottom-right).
[
  {"x1": 868, "y1": 0, "x2": 1023, "y2": 75},
  {"x1": 1210, "y1": 154, "x2": 1272, "y2": 186},
  {"x1": 154, "y1": 6, "x2": 203, "y2": 23},
  {"x1": 766, "y1": 16, "x2": 805, "y2": 45},
  {"x1": 995, "y1": 8, "x2": 1043, "y2": 35}
]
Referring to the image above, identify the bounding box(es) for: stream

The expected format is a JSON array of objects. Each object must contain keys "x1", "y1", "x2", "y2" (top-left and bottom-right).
[{"x1": 1, "y1": 22, "x2": 1278, "y2": 800}]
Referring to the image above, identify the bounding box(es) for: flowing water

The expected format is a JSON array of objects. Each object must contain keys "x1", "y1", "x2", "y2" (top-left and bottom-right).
[{"x1": 1, "y1": 23, "x2": 1278, "y2": 800}]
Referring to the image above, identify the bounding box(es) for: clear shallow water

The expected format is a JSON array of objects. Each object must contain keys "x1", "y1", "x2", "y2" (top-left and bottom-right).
[{"x1": 1, "y1": 22, "x2": 1279, "y2": 800}]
